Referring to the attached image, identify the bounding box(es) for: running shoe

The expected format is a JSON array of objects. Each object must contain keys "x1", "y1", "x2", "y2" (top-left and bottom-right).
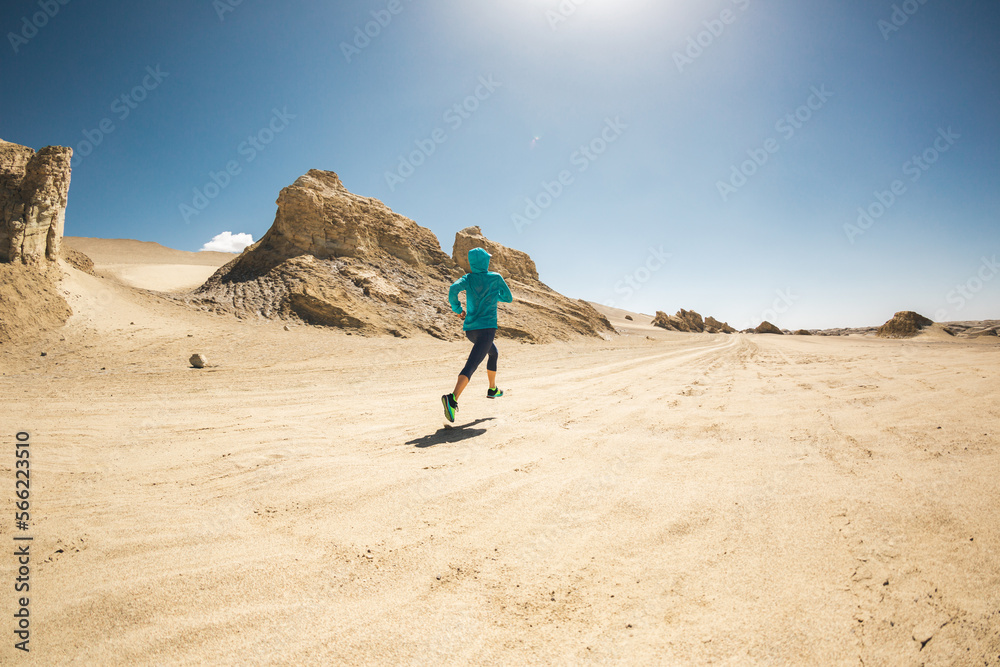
[
  {"x1": 487, "y1": 387, "x2": 504, "y2": 399},
  {"x1": 441, "y1": 394, "x2": 458, "y2": 422}
]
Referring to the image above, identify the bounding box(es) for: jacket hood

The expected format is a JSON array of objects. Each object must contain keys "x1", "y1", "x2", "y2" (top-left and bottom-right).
[{"x1": 468, "y1": 247, "x2": 491, "y2": 273}]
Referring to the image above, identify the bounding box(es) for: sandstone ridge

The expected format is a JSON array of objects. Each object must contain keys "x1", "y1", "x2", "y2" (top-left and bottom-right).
[
  {"x1": 652, "y1": 309, "x2": 735, "y2": 334},
  {"x1": 189, "y1": 170, "x2": 614, "y2": 342},
  {"x1": 239, "y1": 170, "x2": 452, "y2": 272}
]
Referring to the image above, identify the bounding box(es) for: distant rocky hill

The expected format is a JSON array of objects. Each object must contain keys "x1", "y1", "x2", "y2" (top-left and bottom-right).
[
  {"x1": 800, "y1": 314, "x2": 997, "y2": 338},
  {"x1": 187, "y1": 170, "x2": 613, "y2": 342},
  {"x1": 754, "y1": 321, "x2": 784, "y2": 335},
  {"x1": 645, "y1": 307, "x2": 999, "y2": 339},
  {"x1": 809, "y1": 326, "x2": 878, "y2": 337},
  {"x1": 875, "y1": 311, "x2": 999, "y2": 339},
  {"x1": 938, "y1": 320, "x2": 999, "y2": 338},
  {"x1": 877, "y1": 311, "x2": 934, "y2": 338}
]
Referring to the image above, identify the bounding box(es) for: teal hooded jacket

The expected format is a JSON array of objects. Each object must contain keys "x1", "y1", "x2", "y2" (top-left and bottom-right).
[{"x1": 448, "y1": 247, "x2": 513, "y2": 331}]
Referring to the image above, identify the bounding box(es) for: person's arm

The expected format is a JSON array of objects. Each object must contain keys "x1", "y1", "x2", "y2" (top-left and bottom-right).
[
  {"x1": 448, "y1": 276, "x2": 467, "y2": 313},
  {"x1": 497, "y1": 275, "x2": 513, "y2": 303}
]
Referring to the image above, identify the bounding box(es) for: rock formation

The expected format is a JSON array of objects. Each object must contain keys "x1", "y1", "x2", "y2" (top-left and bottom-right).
[
  {"x1": 811, "y1": 326, "x2": 877, "y2": 337},
  {"x1": 652, "y1": 309, "x2": 734, "y2": 334},
  {"x1": 0, "y1": 139, "x2": 73, "y2": 264},
  {"x1": 189, "y1": 170, "x2": 614, "y2": 342},
  {"x1": 704, "y1": 316, "x2": 736, "y2": 334},
  {"x1": 876, "y1": 311, "x2": 934, "y2": 338},
  {"x1": 944, "y1": 321, "x2": 1000, "y2": 338},
  {"x1": 237, "y1": 170, "x2": 452, "y2": 271},
  {"x1": 808, "y1": 319, "x2": 997, "y2": 338},
  {"x1": 652, "y1": 309, "x2": 702, "y2": 332},
  {"x1": 450, "y1": 225, "x2": 613, "y2": 341},
  {"x1": 0, "y1": 139, "x2": 74, "y2": 344},
  {"x1": 190, "y1": 170, "x2": 460, "y2": 338},
  {"x1": 754, "y1": 321, "x2": 784, "y2": 335},
  {"x1": 452, "y1": 226, "x2": 539, "y2": 282}
]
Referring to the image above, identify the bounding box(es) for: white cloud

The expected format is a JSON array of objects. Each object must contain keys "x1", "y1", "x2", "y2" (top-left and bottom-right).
[{"x1": 200, "y1": 232, "x2": 254, "y2": 253}]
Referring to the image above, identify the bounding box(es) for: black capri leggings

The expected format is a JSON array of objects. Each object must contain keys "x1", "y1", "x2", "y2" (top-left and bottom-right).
[{"x1": 460, "y1": 328, "x2": 498, "y2": 379}]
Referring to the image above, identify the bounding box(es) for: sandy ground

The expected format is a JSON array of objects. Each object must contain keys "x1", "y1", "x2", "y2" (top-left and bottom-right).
[
  {"x1": 1, "y1": 244, "x2": 999, "y2": 665},
  {"x1": 63, "y1": 237, "x2": 236, "y2": 292}
]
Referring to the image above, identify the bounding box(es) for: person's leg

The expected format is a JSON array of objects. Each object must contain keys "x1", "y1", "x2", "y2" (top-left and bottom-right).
[
  {"x1": 453, "y1": 374, "x2": 470, "y2": 399},
  {"x1": 486, "y1": 340, "x2": 499, "y2": 389},
  {"x1": 453, "y1": 329, "x2": 495, "y2": 399}
]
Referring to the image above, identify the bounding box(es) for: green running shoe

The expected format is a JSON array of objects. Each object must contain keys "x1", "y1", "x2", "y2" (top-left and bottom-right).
[
  {"x1": 487, "y1": 387, "x2": 504, "y2": 399},
  {"x1": 441, "y1": 394, "x2": 458, "y2": 422}
]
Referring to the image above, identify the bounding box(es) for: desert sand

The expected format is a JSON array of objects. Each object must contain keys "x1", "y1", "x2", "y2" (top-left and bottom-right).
[
  {"x1": 1, "y1": 241, "x2": 999, "y2": 666},
  {"x1": 62, "y1": 237, "x2": 237, "y2": 293}
]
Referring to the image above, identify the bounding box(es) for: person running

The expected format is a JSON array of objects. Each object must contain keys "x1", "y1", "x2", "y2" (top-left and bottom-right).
[{"x1": 442, "y1": 247, "x2": 513, "y2": 423}]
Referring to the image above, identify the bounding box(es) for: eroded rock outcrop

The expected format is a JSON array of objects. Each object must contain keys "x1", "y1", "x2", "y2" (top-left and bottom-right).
[
  {"x1": 652, "y1": 309, "x2": 734, "y2": 334},
  {"x1": 451, "y1": 226, "x2": 613, "y2": 341},
  {"x1": 0, "y1": 139, "x2": 72, "y2": 264},
  {"x1": 876, "y1": 311, "x2": 934, "y2": 338},
  {"x1": 0, "y1": 139, "x2": 74, "y2": 343},
  {"x1": 704, "y1": 316, "x2": 736, "y2": 334},
  {"x1": 238, "y1": 170, "x2": 452, "y2": 272},
  {"x1": 754, "y1": 321, "x2": 784, "y2": 335},
  {"x1": 189, "y1": 170, "x2": 614, "y2": 342},
  {"x1": 191, "y1": 170, "x2": 459, "y2": 338},
  {"x1": 453, "y1": 226, "x2": 539, "y2": 282},
  {"x1": 652, "y1": 309, "x2": 701, "y2": 333}
]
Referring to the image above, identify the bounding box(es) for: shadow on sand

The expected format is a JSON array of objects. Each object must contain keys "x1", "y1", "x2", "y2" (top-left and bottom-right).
[{"x1": 407, "y1": 418, "x2": 495, "y2": 448}]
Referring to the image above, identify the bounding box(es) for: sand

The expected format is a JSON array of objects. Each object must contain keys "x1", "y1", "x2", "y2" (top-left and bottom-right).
[
  {"x1": 1, "y1": 241, "x2": 998, "y2": 665},
  {"x1": 62, "y1": 237, "x2": 237, "y2": 293}
]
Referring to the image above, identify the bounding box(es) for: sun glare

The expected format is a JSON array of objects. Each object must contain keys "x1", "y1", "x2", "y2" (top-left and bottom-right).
[{"x1": 526, "y1": 0, "x2": 655, "y2": 30}]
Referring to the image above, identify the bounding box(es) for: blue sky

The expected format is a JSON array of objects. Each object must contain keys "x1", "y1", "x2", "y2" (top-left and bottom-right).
[{"x1": 2, "y1": 0, "x2": 997, "y2": 328}]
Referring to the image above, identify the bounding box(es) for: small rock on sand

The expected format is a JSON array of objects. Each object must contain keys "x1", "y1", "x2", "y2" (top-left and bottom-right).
[
  {"x1": 189, "y1": 354, "x2": 207, "y2": 369},
  {"x1": 912, "y1": 623, "x2": 936, "y2": 646}
]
